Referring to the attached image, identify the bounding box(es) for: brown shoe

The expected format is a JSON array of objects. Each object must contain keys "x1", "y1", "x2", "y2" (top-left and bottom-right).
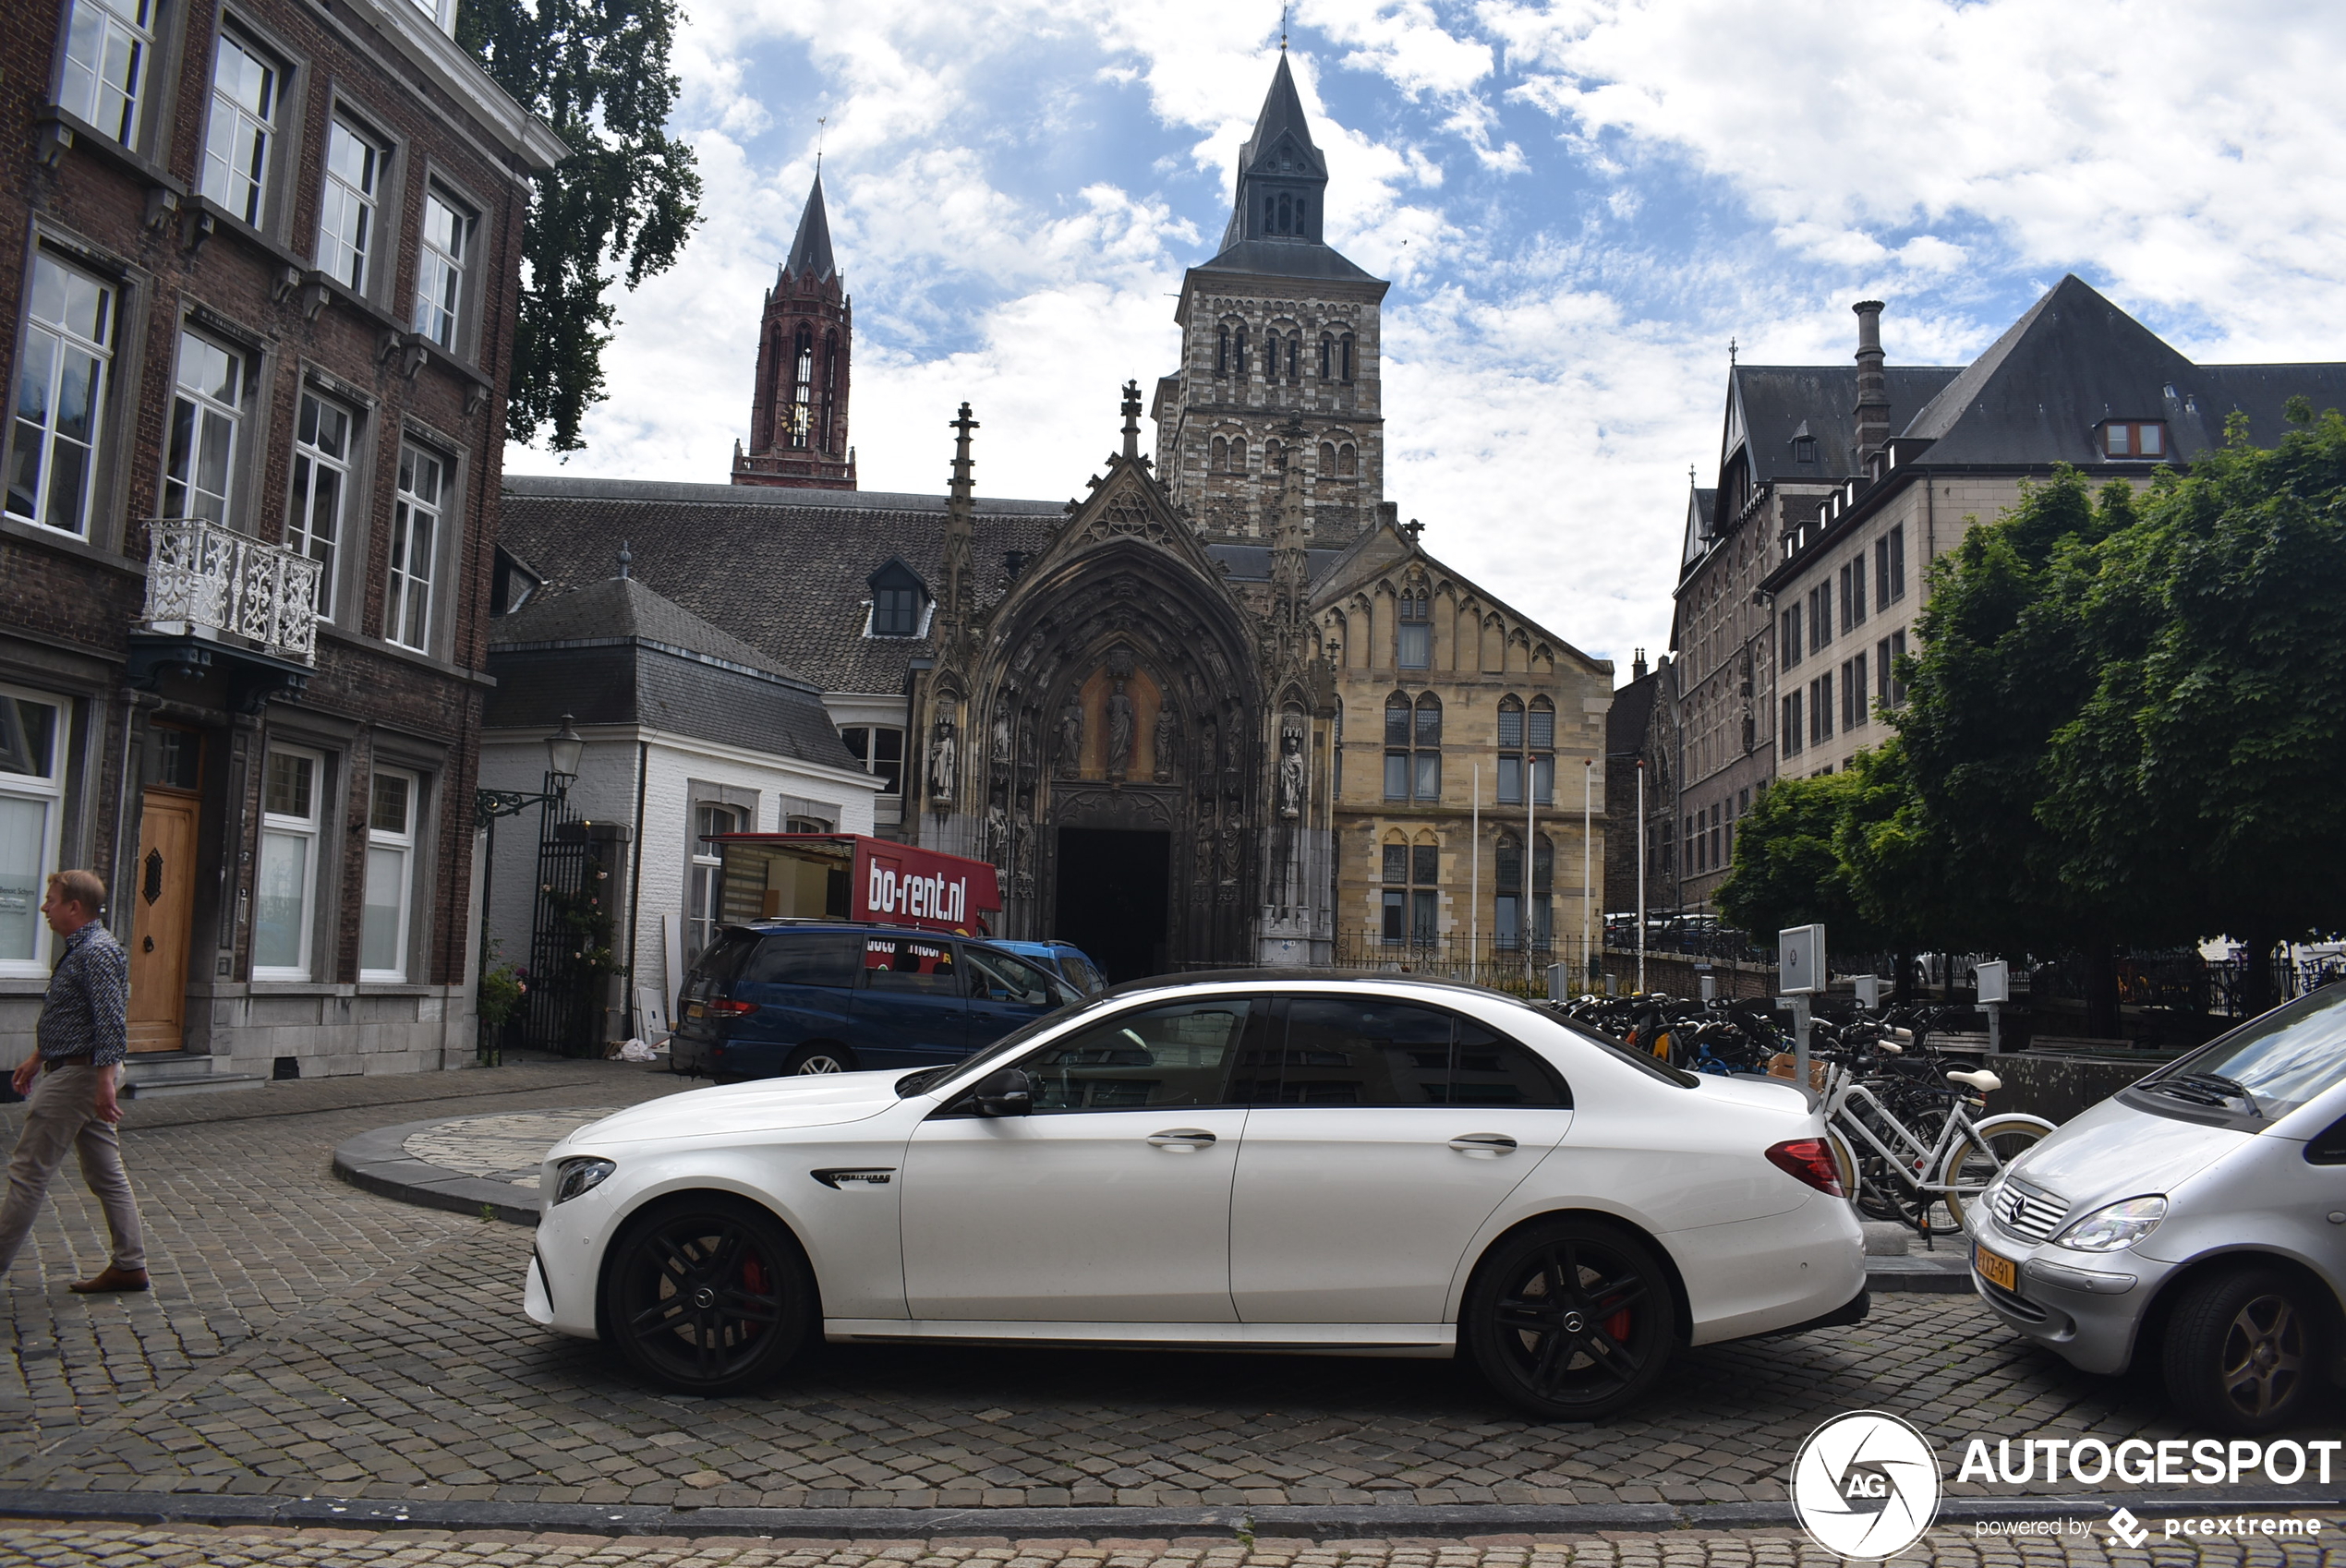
[{"x1": 68, "y1": 1266, "x2": 149, "y2": 1294}]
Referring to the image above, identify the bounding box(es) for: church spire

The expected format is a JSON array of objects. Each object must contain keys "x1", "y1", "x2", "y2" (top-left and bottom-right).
[
  {"x1": 784, "y1": 174, "x2": 836, "y2": 284},
  {"x1": 1220, "y1": 54, "x2": 1329, "y2": 251}
]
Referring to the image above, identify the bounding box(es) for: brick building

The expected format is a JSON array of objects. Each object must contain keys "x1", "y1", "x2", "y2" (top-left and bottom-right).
[{"x1": 1, "y1": 0, "x2": 560, "y2": 1082}]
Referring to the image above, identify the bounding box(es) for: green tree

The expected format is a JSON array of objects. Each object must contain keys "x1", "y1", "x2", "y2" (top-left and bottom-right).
[
  {"x1": 461, "y1": 0, "x2": 702, "y2": 452},
  {"x1": 2041, "y1": 408, "x2": 2346, "y2": 1008},
  {"x1": 1715, "y1": 771, "x2": 1896, "y2": 953}
]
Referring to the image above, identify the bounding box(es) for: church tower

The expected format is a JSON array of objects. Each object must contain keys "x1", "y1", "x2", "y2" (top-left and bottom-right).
[
  {"x1": 1154, "y1": 54, "x2": 1388, "y2": 542},
  {"x1": 734, "y1": 175, "x2": 856, "y2": 489}
]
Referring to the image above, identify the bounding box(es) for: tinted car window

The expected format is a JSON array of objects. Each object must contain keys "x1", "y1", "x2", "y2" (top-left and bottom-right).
[
  {"x1": 860, "y1": 935, "x2": 961, "y2": 995},
  {"x1": 1445, "y1": 1021, "x2": 1568, "y2": 1106},
  {"x1": 1021, "y1": 998, "x2": 1252, "y2": 1111},
  {"x1": 1242, "y1": 998, "x2": 1457, "y2": 1106},
  {"x1": 742, "y1": 932, "x2": 860, "y2": 988},
  {"x1": 967, "y1": 947, "x2": 1059, "y2": 1007},
  {"x1": 681, "y1": 929, "x2": 757, "y2": 1001}
]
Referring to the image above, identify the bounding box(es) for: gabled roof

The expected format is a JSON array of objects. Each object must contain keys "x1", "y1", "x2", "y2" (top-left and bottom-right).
[
  {"x1": 1199, "y1": 54, "x2": 1382, "y2": 286},
  {"x1": 1724, "y1": 365, "x2": 1961, "y2": 481},
  {"x1": 1898, "y1": 273, "x2": 2346, "y2": 464},
  {"x1": 490, "y1": 573, "x2": 803, "y2": 680},
  {"x1": 499, "y1": 476, "x2": 1062, "y2": 695},
  {"x1": 1310, "y1": 516, "x2": 1608, "y2": 676},
  {"x1": 784, "y1": 174, "x2": 836, "y2": 284},
  {"x1": 1679, "y1": 487, "x2": 1716, "y2": 571},
  {"x1": 1239, "y1": 54, "x2": 1324, "y2": 180}
]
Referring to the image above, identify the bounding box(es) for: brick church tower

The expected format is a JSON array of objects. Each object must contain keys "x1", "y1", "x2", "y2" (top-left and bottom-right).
[{"x1": 734, "y1": 175, "x2": 856, "y2": 489}]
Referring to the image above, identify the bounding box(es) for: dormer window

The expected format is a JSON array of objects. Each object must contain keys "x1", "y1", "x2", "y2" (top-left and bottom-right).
[
  {"x1": 866, "y1": 559, "x2": 928, "y2": 637},
  {"x1": 2100, "y1": 420, "x2": 2167, "y2": 460},
  {"x1": 1794, "y1": 436, "x2": 1816, "y2": 464}
]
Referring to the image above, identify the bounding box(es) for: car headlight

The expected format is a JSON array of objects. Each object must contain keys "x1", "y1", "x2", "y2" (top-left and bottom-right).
[
  {"x1": 2054, "y1": 1195, "x2": 2167, "y2": 1252},
  {"x1": 552, "y1": 1156, "x2": 615, "y2": 1205}
]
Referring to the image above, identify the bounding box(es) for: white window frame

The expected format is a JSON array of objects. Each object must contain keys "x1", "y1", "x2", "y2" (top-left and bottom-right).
[
  {"x1": 318, "y1": 117, "x2": 382, "y2": 294},
  {"x1": 358, "y1": 766, "x2": 417, "y2": 982},
  {"x1": 254, "y1": 745, "x2": 323, "y2": 981},
  {"x1": 412, "y1": 188, "x2": 469, "y2": 349},
  {"x1": 59, "y1": 0, "x2": 156, "y2": 148},
  {"x1": 163, "y1": 329, "x2": 247, "y2": 524},
  {"x1": 388, "y1": 444, "x2": 445, "y2": 651},
  {"x1": 287, "y1": 390, "x2": 352, "y2": 621},
  {"x1": 407, "y1": 0, "x2": 457, "y2": 36},
  {"x1": 6, "y1": 251, "x2": 115, "y2": 537},
  {"x1": 200, "y1": 33, "x2": 279, "y2": 227},
  {"x1": 0, "y1": 687, "x2": 69, "y2": 978},
  {"x1": 686, "y1": 802, "x2": 743, "y2": 962}
]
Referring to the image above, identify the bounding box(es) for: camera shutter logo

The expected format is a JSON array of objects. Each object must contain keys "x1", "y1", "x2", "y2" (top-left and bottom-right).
[{"x1": 1791, "y1": 1411, "x2": 1941, "y2": 1559}]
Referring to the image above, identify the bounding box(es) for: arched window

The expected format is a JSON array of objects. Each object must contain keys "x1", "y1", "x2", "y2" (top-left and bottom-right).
[
  {"x1": 1338, "y1": 442, "x2": 1358, "y2": 476},
  {"x1": 1494, "y1": 833, "x2": 1524, "y2": 951},
  {"x1": 1277, "y1": 193, "x2": 1291, "y2": 234},
  {"x1": 1264, "y1": 330, "x2": 1280, "y2": 383},
  {"x1": 1318, "y1": 440, "x2": 1336, "y2": 474},
  {"x1": 1319, "y1": 333, "x2": 1333, "y2": 379},
  {"x1": 790, "y1": 323, "x2": 815, "y2": 450},
  {"x1": 1497, "y1": 696, "x2": 1525, "y2": 804},
  {"x1": 1529, "y1": 696, "x2": 1555, "y2": 805},
  {"x1": 1397, "y1": 588, "x2": 1431, "y2": 669},
  {"x1": 1340, "y1": 332, "x2": 1355, "y2": 383},
  {"x1": 1286, "y1": 334, "x2": 1299, "y2": 380},
  {"x1": 1211, "y1": 435, "x2": 1228, "y2": 472},
  {"x1": 1234, "y1": 323, "x2": 1249, "y2": 380},
  {"x1": 1264, "y1": 195, "x2": 1276, "y2": 233},
  {"x1": 1381, "y1": 692, "x2": 1438, "y2": 803},
  {"x1": 1229, "y1": 435, "x2": 1248, "y2": 471},
  {"x1": 1414, "y1": 692, "x2": 1442, "y2": 748},
  {"x1": 1215, "y1": 324, "x2": 1229, "y2": 377},
  {"x1": 819, "y1": 330, "x2": 840, "y2": 452}
]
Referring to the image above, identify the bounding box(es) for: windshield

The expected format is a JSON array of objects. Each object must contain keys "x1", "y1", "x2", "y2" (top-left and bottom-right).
[{"x1": 2146, "y1": 984, "x2": 2346, "y2": 1120}]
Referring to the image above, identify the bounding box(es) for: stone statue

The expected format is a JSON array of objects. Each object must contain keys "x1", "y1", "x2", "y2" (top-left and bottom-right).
[
  {"x1": 1056, "y1": 693, "x2": 1082, "y2": 778},
  {"x1": 1202, "y1": 719, "x2": 1219, "y2": 778},
  {"x1": 1018, "y1": 709, "x2": 1038, "y2": 783},
  {"x1": 1106, "y1": 687, "x2": 1134, "y2": 776},
  {"x1": 1219, "y1": 817, "x2": 1240, "y2": 884},
  {"x1": 991, "y1": 699, "x2": 1011, "y2": 784},
  {"x1": 1277, "y1": 728, "x2": 1305, "y2": 819},
  {"x1": 984, "y1": 802, "x2": 1009, "y2": 866},
  {"x1": 1153, "y1": 703, "x2": 1179, "y2": 784},
  {"x1": 927, "y1": 713, "x2": 957, "y2": 805},
  {"x1": 1013, "y1": 825, "x2": 1034, "y2": 893}
]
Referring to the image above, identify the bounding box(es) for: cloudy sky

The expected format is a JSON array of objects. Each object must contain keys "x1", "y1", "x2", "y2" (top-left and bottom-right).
[{"x1": 505, "y1": 0, "x2": 2346, "y2": 675}]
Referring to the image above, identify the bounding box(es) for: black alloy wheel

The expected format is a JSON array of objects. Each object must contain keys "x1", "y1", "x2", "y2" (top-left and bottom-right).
[
  {"x1": 783, "y1": 1044, "x2": 856, "y2": 1075},
  {"x1": 1465, "y1": 1217, "x2": 1675, "y2": 1421},
  {"x1": 602, "y1": 1197, "x2": 813, "y2": 1394},
  {"x1": 2162, "y1": 1266, "x2": 2318, "y2": 1433}
]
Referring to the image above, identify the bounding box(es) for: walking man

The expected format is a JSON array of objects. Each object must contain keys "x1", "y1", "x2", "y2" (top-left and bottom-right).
[{"x1": 0, "y1": 869, "x2": 148, "y2": 1292}]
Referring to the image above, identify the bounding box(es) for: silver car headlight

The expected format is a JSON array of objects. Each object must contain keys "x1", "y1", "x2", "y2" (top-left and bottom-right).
[
  {"x1": 2054, "y1": 1195, "x2": 2167, "y2": 1252},
  {"x1": 551, "y1": 1156, "x2": 615, "y2": 1205}
]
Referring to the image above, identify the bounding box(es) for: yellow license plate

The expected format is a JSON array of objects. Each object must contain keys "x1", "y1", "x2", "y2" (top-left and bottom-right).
[
  {"x1": 1975, "y1": 1244, "x2": 2017, "y2": 1291},
  {"x1": 685, "y1": 1002, "x2": 705, "y2": 1019}
]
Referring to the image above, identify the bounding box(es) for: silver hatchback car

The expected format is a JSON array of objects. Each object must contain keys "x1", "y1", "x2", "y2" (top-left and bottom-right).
[{"x1": 1969, "y1": 983, "x2": 2346, "y2": 1432}]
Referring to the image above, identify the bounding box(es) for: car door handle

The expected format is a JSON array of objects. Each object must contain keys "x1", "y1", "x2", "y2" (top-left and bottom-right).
[
  {"x1": 1147, "y1": 1128, "x2": 1217, "y2": 1150},
  {"x1": 1449, "y1": 1133, "x2": 1518, "y2": 1156}
]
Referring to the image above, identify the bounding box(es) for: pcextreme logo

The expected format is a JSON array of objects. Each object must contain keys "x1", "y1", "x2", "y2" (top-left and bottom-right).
[{"x1": 1790, "y1": 1411, "x2": 1942, "y2": 1559}]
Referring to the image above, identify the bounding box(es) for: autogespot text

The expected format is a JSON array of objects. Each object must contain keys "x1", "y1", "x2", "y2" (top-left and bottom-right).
[{"x1": 1956, "y1": 1437, "x2": 2343, "y2": 1487}]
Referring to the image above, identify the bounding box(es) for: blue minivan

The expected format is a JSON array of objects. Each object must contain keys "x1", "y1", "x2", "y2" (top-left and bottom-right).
[{"x1": 671, "y1": 923, "x2": 1079, "y2": 1079}]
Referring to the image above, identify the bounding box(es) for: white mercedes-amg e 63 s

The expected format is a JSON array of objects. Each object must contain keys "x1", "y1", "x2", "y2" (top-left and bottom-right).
[{"x1": 524, "y1": 974, "x2": 1866, "y2": 1419}]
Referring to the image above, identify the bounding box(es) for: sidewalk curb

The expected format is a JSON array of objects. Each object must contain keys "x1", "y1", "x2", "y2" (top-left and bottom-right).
[
  {"x1": 0, "y1": 1490, "x2": 2334, "y2": 1540},
  {"x1": 332, "y1": 1119, "x2": 1982, "y2": 1296}
]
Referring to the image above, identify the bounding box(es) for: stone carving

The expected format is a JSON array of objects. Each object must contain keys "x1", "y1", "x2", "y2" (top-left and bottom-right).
[
  {"x1": 1017, "y1": 709, "x2": 1039, "y2": 785},
  {"x1": 927, "y1": 704, "x2": 957, "y2": 808},
  {"x1": 1153, "y1": 703, "x2": 1179, "y2": 784},
  {"x1": 990, "y1": 698, "x2": 1011, "y2": 786},
  {"x1": 984, "y1": 802, "x2": 1009, "y2": 867},
  {"x1": 1013, "y1": 826, "x2": 1034, "y2": 895},
  {"x1": 1106, "y1": 687, "x2": 1134, "y2": 777},
  {"x1": 1056, "y1": 692, "x2": 1082, "y2": 778},
  {"x1": 1277, "y1": 728, "x2": 1305, "y2": 819}
]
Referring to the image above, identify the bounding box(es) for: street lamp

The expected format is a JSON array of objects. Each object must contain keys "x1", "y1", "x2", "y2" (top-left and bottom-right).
[{"x1": 473, "y1": 714, "x2": 586, "y2": 1063}]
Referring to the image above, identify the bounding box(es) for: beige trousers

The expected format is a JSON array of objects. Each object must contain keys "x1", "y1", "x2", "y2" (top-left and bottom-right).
[{"x1": 0, "y1": 1063, "x2": 147, "y2": 1274}]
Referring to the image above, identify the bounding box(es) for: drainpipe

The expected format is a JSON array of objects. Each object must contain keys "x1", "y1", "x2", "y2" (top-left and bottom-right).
[{"x1": 625, "y1": 739, "x2": 648, "y2": 1036}]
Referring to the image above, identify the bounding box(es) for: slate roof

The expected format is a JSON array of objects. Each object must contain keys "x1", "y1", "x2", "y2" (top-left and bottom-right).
[
  {"x1": 1727, "y1": 365, "x2": 1962, "y2": 479},
  {"x1": 498, "y1": 476, "x2": 1065, "y2": 695},
  {"x1": 1202, "y1": 54, "x2": 1380, "y2": 285},
  {"x1": 1194, "y1": 238, "x2": 1381, "y2": 284},
  {"x1": 1899, "y1": 273, "x2": 2346, "y2": 464},
  {"x1": 1203, "y1": 543, "x2": 1348, "y2": 584},
  {"x1": 1679, "y1": 487, "x2": 1717, "y2": 570},
  {"x1": 784, "y1": 175, "x2": 836, "y2": 284},
  {"x1": 484, "y1": 575, "x2": 853, "y2": 766}
]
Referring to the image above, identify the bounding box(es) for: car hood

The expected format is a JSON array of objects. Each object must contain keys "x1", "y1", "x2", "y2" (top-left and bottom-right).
[
  {"x1": 557, "y1": 1071, "x2": 910, "y2": 1150},
  {"x1": 2004, "y1": 1093, "x2": 2248, "y2": 1209}
]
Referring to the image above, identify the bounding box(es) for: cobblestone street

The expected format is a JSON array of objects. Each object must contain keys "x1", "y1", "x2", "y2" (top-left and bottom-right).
[{"x1": 2, "y1": 1062, "x2": 2340, "y2": 1567}]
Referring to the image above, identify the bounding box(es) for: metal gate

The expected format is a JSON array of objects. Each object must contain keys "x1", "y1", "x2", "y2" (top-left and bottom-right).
[{"x1": 522, "y1": 795, "x2": 604, "y2": 1055}]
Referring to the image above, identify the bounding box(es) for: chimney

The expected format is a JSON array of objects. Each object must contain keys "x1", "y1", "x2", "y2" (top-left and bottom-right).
[
  {"x1": 1632, "y1": 647, "x2": 1649, "y2": 682},
  {"x1": 1852, "y1": 300, "x2": 1890, "y2": 468}
]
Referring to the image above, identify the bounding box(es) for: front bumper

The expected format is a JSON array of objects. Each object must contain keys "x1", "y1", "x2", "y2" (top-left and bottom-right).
[{"x1": 1967, "y1": 1219, "x2": 2178, "y2": 1376}]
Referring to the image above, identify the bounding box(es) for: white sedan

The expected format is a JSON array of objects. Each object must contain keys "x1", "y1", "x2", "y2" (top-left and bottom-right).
[{"x1": 524, "y1": 975, "x2": 1866, "y2": 1419}]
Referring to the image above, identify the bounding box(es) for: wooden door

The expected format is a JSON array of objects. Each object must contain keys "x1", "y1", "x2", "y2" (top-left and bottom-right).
[{"x1": 127, "y1": 790, "x2": 199, "y2": 1053}]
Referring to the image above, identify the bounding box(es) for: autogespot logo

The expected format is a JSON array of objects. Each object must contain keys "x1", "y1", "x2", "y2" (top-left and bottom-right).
[{"x1": 1791, "y1": 1411, "x2": 1943, "y2": 1559}]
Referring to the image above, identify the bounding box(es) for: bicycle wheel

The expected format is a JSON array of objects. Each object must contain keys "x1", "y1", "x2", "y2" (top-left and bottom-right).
[{"x1": 1936, "y1": 1114, "x2": 2056, "y2": 1232}]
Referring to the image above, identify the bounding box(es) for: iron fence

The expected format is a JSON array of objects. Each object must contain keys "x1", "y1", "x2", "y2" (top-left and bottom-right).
[{"x1": 1328, "y1": 930, "x2": 1601, "y2": 995}]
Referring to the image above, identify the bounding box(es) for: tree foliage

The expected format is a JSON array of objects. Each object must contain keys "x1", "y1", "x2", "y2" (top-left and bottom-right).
[
  {"x1": 1715, "y1": 770, "x2": 1897, "y2": 951},
  {"x1": 461, "y1": 0, "x2": 702, "y2": 452}
]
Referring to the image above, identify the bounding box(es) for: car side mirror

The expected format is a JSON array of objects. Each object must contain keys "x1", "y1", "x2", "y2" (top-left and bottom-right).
[{"x1": 970, "y1": 1067, "x2": 1034, "y2": 1117}]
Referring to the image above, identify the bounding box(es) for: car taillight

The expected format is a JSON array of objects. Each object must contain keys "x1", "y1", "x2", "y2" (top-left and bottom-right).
[
  {"x1": 704, "y1": 999, "x2": 758, "y2": 1018},
  {"x1": 1765, "y1": 1139, "x2": 1844, "y2": 1198}
]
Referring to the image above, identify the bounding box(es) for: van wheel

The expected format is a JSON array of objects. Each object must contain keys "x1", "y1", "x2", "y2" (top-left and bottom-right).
[
  {"x1": 782, "y1": 1044, "x2": 855, "y2": 1075},
  {"x1": 2162, "y1": 1266, "x2": 2318, "y2": 1433}
]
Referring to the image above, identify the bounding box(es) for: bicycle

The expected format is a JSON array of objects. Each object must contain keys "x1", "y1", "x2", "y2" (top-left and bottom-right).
[{"x1": 1816, "y1": 1041, "x2": 2054, "y2": 1236}]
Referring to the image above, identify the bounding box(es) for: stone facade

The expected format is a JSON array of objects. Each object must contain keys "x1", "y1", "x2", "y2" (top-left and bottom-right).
[
  {"x1": 0, "y1": 0, "x2": 560, "y2": 1078},
  {"x1": 732, "y1": 176, "x2": 854, "y2": 490}
]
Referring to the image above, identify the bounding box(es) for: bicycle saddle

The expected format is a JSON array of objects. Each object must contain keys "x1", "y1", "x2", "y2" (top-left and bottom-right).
[{"x1": 1946, "y1": 1068, "x2": 2001, "y2": 1092}]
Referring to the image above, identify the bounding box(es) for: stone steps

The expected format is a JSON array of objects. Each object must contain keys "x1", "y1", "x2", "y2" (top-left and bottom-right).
[{"x1": 121, "y1": 1053, "x2": 267, "y2": 1100}]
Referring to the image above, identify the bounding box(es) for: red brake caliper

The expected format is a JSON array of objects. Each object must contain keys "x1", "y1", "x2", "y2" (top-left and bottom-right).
[{"x1": 739, "y1": 1256, "x2": 768, "y2": 1337}]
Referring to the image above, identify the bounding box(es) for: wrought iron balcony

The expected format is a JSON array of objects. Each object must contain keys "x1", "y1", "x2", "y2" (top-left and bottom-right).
[{"x1": 139, "y1": 518, "x2": 321, "y2": 666}]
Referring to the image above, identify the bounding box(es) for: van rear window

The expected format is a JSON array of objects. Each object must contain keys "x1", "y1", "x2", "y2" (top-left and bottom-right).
[
  {"x1": 683, "y1": 930, "x2": 757, "y2": 999},
  {"x1": 743, "y1": 932, "x2": 861, "y2": 989}
]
